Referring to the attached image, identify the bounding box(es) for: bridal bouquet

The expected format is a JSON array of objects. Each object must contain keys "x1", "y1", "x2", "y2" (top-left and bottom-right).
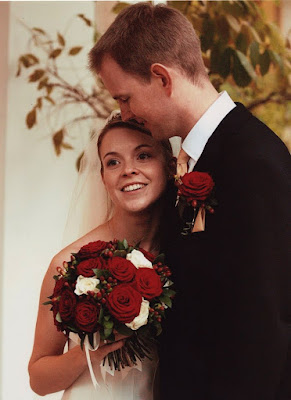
[{"x1": 44, "y1": 239, "x2": 175, "y2": 370}]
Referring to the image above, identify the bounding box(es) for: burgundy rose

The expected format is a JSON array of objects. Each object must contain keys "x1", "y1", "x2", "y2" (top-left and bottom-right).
[
  {"x1": 58, "y1": 286, "x2": 76, "y2": 322},
  {"x1": 107, "y1": 284, "x2": 142, "y2": 323},
  {"x1": 179, "y1": 172, "x2": 214, "y2": 201},
  {"x1": 53, "y1": 277, "x2": 66, "y2": 297},
  {"x1": 135, "y1": 268, "x2": 163, "y2": 300},
  {"x1": 74, "y1": 298, "x2": 100, "y2": 333},
  {"x1": 108, "y1": 257, "x2": 136, "y2": 282},
  {"x1": 77, "y1": 257, "x2": 105, "y2": 277},
  {"x1": 139, "y1": 248, "x2": 155, "y2": 263},
  {"x1": 78, "y1": 240, "x2": 108, "y2": 259}
]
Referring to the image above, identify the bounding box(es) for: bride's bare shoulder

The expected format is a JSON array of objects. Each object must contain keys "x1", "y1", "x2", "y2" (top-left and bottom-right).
[{"x1": 49, "y1": 223, "x2": 109, "y2": 271}]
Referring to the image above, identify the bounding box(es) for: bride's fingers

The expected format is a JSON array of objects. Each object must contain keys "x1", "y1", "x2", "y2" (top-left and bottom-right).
[
  {"x1": 98, "y1": 339, "x2": 125, "y2": 358},
  {"x1": 100, "y1": 333, "x2": 129, "y2": 347}
]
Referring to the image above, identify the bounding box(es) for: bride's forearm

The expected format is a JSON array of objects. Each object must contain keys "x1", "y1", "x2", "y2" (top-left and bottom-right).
[{"x1": 29, "y1": 345, "x2": 88, "y2": 396}]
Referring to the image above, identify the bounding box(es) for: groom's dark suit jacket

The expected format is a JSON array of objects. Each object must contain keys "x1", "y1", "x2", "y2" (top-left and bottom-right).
[{"x1": 159, "y1": 103, "x2": 291, "y2": 400}]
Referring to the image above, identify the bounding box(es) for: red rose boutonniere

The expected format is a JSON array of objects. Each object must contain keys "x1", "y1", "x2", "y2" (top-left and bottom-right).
[{"x1": 175, "y1": 171, "x2": 217, "y2": 235}]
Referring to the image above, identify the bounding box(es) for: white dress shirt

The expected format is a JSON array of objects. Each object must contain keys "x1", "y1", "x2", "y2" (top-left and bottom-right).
[{"x1": 182, "y1": 91, "x2": 236, "y2": 171}]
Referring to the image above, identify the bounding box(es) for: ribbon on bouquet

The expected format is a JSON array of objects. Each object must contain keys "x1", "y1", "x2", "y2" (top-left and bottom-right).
[
  {"x1": 69, "y1": 332, "x2": 143, "y2": 389},
  {"x1": 69, "y1": 332, "x2": 101, "y2": 389}
]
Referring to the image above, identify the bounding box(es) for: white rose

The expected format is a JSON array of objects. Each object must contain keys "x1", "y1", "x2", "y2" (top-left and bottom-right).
[
  {"x1": 74, "y1": 275, "x2": 100, "y2": 296},
  {"x1": 125, "y1": 299, "x2": 150, "y2": 331},
  {"x1": 126, "y1": 249, "x2": 153, "y2": 269}
]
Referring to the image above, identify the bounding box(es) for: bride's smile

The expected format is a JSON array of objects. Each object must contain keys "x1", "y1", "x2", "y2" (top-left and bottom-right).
[{"x1": 121, "y1": 182, "x2": 147, "y2": 192}]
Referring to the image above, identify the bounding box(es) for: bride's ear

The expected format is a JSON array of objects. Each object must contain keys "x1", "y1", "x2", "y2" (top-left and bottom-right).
[{"x1": 150, "y1": 63, "x2": 172, "y2": 95}]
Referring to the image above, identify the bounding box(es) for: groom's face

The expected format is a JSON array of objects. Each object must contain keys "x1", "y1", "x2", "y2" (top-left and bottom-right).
[{"x1": 99, "y1": 56, "x2": 174, "y2": 140}]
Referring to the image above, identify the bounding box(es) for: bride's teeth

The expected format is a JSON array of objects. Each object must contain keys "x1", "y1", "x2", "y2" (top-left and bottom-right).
[{"x1": 123, "y1": 184, "x2": 145, "y2": 192}]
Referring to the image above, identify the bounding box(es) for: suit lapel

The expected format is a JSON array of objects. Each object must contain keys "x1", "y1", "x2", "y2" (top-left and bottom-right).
[{"x1": 193, "y1": 102, "x2": 253, "y2": 175}]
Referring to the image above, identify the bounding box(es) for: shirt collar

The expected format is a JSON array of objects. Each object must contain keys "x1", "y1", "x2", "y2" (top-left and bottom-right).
[{"x1": 182, "y1": 91, "x2": 236, "y2": 163}]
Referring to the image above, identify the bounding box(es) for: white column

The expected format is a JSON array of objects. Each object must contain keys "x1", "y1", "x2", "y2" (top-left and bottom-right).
[{"x1": 0, "y1": 2, "x2": 9, "y2": 396}]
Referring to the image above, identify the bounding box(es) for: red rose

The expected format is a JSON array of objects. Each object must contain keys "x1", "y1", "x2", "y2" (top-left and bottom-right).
[
  {"x1": 139, "y1": 248, "x2": 155, "y2": 263},
  {"x1": 53, "y1": 277, "x2": 66, "y2": 297},
  {"x1": 108, "y1": 257, "x2": 136, "y2": 282},
  {"x1": 106, "y1": 284, "x2": 142, "y2": 323},
  {"x1": 78, "y1": 240, "x2": 108, "y2": 259},
  {"x1": 179, "y1": 172, "x2": 214, "y2": 201},
  {"x1": 135, "y1": 268, "x2": 163, "y2": 300},
  {"x1": 58, "y1": 286, "x2": 76, "y2": 322},
  {"x1": 77, "y1": 257, "x2": 105, "y2": 277},
  {"x1": 74, "y1": 298, "x2": 100, "y2": 333}
]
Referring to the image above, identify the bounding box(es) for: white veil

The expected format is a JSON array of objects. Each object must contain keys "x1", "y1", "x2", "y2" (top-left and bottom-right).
[{"x1": 62, "y1": 116, "x2": 115, "y2": 247}]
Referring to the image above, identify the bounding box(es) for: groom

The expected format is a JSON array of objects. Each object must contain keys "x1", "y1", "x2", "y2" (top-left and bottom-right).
[{"x1": 89, "y1": 3, "x2": 291, "y2": 399}]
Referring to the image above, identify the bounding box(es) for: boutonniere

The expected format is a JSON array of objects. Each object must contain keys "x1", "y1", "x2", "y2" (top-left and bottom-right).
[{"x1": 174, "y1": 171, "x2": 217, "y2": 235}]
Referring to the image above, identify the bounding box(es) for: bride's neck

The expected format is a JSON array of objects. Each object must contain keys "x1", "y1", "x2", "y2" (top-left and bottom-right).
[{"x1": 108, "y1": 207, "x2": 161, "y2": 254}]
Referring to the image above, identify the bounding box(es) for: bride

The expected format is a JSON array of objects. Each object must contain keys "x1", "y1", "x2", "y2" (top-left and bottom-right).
[{"x1": 28, "y1": 113, "x2": 175, "y2": 399}]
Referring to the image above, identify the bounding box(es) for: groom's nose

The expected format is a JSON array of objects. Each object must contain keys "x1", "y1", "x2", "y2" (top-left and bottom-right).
[{"x1": 120, "y1": 105, "x2": 135, "y2": 122}]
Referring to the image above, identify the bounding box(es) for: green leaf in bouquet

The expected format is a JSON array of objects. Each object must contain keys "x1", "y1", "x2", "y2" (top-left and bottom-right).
[
  {"x1": 113, "y1": 249, "x2": 127, "y2": 258},
  {"x1": 94, "y1": 269, "x2": 110, "y2": 279},
  {"x1": 53, "y1": 275, "x2": 59, "y2": 280},
  {"x1": 154, "y1": 322, "x2": 162, "y2": 336},
  {"x1": 55, "y1": 312, "x2": 62, "y2": 323},
  {"x1": 98, "y1": 307, "x2": 104, "y2": 324},
  {"x1": 116, "y1": 324, "x2": 133, "y2": 337},
  {"x1": 79, "y1": 333, "x2": 86, "y2": 350},
  {"x1": 159, "y1": 295, "x2": 172, "y2": 308},
  {"x1": 104, "y1": 315, "x2": 111, "y2": 322},
  {"x1": 163, "y1": 279, "x2": 174, "y2": 287},
  {"x1": 153, "y1": 253, "x2": 165, "y2": 264},
  {"x1": 104, "y1": 327, "x2": 113, "y2": 338},
  {"x1": 43, "y1": 300, "x2": 53, "y2": 305},
  {"x1": 104, "y1": 320, "x2": 114, "y2": 330},
  {"x1": 88, "y1": 332, "x2": 95, "y2": 348},
  {"x1": 122, "y1": 239, "x2": 129, "y2": 249},
  {"x1": 66, "y1": 325, "x2": 78, "y2": 333},
  {"x1": 162, "y1": 288, "x2": 176, "y2": 297},
  {"x1": 117, "y1": 240, "x2": 126, "y2": 250}
]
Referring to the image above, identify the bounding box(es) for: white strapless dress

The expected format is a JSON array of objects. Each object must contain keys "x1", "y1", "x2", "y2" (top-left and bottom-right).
[{"x1": 62, "y1": 339, "x2": 159, "y2": 400}]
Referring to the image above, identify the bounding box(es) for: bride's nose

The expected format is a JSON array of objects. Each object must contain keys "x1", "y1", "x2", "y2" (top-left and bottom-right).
[{"x1": 122, "y1": 161, "x2": 139, "y2": 176}]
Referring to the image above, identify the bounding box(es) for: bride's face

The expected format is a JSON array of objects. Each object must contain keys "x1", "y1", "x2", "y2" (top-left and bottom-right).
[{"x1": 99, "y1": 127, "x2": 169, "y2": 214}]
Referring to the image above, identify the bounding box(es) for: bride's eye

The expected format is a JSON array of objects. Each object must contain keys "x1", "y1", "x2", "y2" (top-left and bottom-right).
[
  {"x1": 138, "y1": 152, "x2": 152, "y2": 161},
  {"x1": 106, "y1": 159, "x2": 120, "y2": 167}
]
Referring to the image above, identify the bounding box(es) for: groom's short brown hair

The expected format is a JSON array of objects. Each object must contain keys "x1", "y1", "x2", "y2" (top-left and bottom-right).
[{"x1": 89, "y1": 3, "x2": 207, "y2": 84}]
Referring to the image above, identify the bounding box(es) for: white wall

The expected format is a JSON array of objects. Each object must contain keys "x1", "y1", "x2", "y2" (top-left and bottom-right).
[{"x1": 2, "y1": 2, "x2": 99, "y2": 399}]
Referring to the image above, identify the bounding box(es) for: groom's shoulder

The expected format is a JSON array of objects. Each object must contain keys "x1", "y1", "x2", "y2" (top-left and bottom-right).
[{"x1": 222, "y1": 103, "x2": 290, "y2": 163}]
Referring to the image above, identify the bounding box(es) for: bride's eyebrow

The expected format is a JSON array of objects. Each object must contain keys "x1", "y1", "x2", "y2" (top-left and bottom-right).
[
  {"x1": 103, "y1": 151, "x2": 119, "y2": 159},
  {"x1": 135, "y1": 144, "x2": 153, "y2": 151},
  {"x1": 103, "y1": 144, "x2": 153, "y2": 159}
]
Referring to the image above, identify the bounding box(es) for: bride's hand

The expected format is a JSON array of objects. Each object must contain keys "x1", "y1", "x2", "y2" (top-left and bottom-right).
[{"x1": 89, "y1": 333, "x2": 128, "y2": 364}]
